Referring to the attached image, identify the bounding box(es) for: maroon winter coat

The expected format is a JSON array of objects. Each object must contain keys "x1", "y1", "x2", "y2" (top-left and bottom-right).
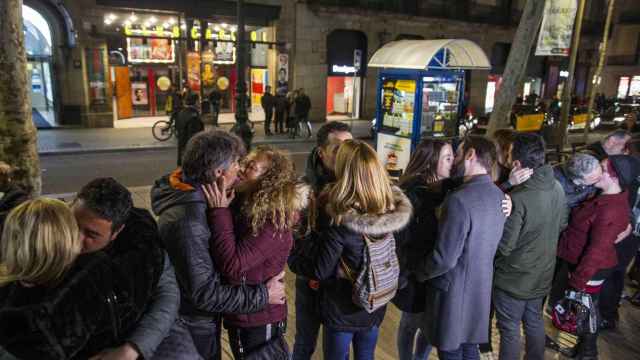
[
  {"x1": 207, "y1": 184, "x2": 310, "y2": 328},
  {"x1": 557, "y1": 191, "x2": 630, "y2": 290}
]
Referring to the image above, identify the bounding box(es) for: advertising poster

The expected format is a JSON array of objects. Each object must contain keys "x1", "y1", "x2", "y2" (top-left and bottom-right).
[
  {"x1": 535, "y1": 0, "x2": 578, "y2": 56},
  {"x1": 376, "y1": 132, "x2": 412, "y2": 178},
  {"x1": 187, "y1": 52, "x2": 201, "y2": 92},
  {"x1": 150, "y1": 39, "x2": 173, "y2": 61},
  {"x1": 131, "y1": 83, "x2": 148, "y2": 105},
  {"x1": 277, "y1": 53, "x2": 289, "y2": 94},
  {"x1": 85, "y1": 48, "x2": 106, "y2": 105},
  {"x1": 215, "y1": 42, "x2": 235, "y2": 64},
  {"x1": 381, "y1": 79, "x2": 416, "y2": 137}
]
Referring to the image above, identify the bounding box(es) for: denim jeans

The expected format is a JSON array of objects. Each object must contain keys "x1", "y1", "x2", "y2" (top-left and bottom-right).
[
  {"x1": 493, "y1": 289, "x2": 545, "y2": 360},
  {"x1": 397, "y1": 311, "x2": 432, "y2": 360},
  {"x1": 437, "y1": 344, "x2": 480, "y2": 360},
  {"x1": 323, "y1": 326, "x2": 379, "y2": 360},
  {"x1": 292, "y1": 278, "x2": 321, "y2": 360}
]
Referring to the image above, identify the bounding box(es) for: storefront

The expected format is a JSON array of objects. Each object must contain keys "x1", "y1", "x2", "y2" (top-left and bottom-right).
[
  {"x1": 326, "y1": 30, "x2": 367, "y2": 120},
  {"x1": 24, "y1": 4, "x2": 58, "y2": 128},
  {"x1": 101, "y1": 10, "x2": 279, "y2": 123},
  {"x1": 369, "y1": 39, "x2": 491, "y2": 177},
  {"x1": 616, "y1": 75, "x2": 640, "y2": 99}
]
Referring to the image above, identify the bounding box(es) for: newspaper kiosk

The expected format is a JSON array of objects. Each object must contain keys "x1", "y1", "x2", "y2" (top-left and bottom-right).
[{"x1": 368, "y1": 39, "x2": 491, "y2": 177}]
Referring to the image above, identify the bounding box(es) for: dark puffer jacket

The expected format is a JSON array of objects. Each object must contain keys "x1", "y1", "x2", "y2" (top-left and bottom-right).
[
  {"x1": 289, "y1": 187, "x2": 412, "y2": 331},
  {"x1": 151, "y1": 170, "x2": 268, "y2": 317},
  {"x1": 0, "y1": 208, "x2": 164, "y2": 359},
  {"x1": 208, "y1": 184, "x2": 310, "y2": 328}
]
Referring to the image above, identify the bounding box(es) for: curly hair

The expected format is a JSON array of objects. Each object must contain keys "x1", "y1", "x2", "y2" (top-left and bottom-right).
[{"x1": 241, "y1": 146, "x2": 300, "y2": 235}]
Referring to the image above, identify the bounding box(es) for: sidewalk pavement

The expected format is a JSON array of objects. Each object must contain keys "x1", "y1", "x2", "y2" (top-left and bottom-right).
[{"x1": 37, "y1": 119, "x2": 372, "y2": 156}]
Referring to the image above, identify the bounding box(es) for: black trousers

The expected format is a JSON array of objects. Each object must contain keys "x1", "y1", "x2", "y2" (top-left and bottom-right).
[
  {"x1": 599, "y1": 235, "x2": 640, "y2": 321},
  {"x1": 264, "y1": 108, "x2": 273, "y2": 133},
  {"x1": 576, "y1": 293, "x2": 600, "y2": 358},
  {"x1": 275, "y1": 111, "x2": 285, "y2": 133},
  {"x1": 228, "y1": 321, "x2": 286, "y2": 360}
]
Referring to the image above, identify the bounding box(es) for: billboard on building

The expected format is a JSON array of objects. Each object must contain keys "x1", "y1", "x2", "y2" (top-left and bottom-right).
[{"x1": 535, "y1": 0, "x2": 578, "y2": 56}]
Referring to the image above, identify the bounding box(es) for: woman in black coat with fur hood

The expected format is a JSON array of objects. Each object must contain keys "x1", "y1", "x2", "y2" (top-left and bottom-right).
[{"x1": 289, "y1": 139, "x2": 412, "y2": 360}]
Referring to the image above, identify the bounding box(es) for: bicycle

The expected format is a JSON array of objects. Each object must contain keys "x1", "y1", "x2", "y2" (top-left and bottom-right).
[{"x1": 152, "y1": 114, "x2": 176, "y2": 141}]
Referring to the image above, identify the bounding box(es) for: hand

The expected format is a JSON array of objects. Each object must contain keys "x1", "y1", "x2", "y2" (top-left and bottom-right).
[
  {"x1": 502, "y1": 194, "x2": 512, "y2": 217},
  {"x1": 615, "y1": 224, "x2": 632, "y2": 244},
  {"x1": 201, "y1": 176, "x2": 235, "y2": 209},
  {"x1": 509, "y1": 166, "x2": 533, "y2": 186},
  {"x1": 266, "y1": 271, "x2": 286, "y2": 305},
  {"x1": 88, "y1": 343, "x2": 139, "y2": 360}
]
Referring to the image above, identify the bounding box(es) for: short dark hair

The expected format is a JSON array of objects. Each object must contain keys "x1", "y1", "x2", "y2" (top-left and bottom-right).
[
  {"x1": 316, "y1": 121, "x2": 352, "y2": 148},
  {"x1": 76, "y1": 178, "x2": 132, "y2": 232},
  {"x1": 182, "y1": 130, "x2": 246, "y2": 185},
  {"x1": 462, "y1": 135, "x2": 497, "y2": 173},
  {"x1": 511, "y1": 133, "x2": 546, "y2": 169},
  {"x1": 606, "y1": 129, "x2": 630, "y2": 142}
]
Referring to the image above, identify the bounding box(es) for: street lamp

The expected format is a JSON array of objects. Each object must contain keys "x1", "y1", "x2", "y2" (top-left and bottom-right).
[{"x1": 231, "y1": 0, "x2": 253, "y2": 151}]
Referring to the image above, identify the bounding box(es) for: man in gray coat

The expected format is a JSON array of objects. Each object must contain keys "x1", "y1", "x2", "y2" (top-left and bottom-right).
[
  {"x1": 493, "y1": 134, "x2": 567, "y2": 360},
  {"x1": 415, "y1": 136, "x2": 507, "y2": 359}
]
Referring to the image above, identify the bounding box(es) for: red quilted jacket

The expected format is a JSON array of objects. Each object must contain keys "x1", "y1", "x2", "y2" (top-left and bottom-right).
[{"x1": 557, "y1": 191, "x2": 630, "y2": 290}]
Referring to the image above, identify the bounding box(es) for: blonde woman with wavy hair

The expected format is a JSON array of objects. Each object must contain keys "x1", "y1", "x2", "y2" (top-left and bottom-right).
[
  {"x1": 289, "y1": 139, "x2": 412, "y2": 360},
  {"x1": 202, "y1": 145, "x2": 310, "y2": 358},
  {"x1": 0, "y1": 198, "x2": 80, "y2": 287}
]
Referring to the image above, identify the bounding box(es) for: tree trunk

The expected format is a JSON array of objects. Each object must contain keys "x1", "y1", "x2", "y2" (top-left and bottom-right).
[
  {"x1": 486, "y1": 0, "x2": 546, "y2": 136},
  {"x1": 0, "y1": 0, "x2": 41, "y2": 196}
]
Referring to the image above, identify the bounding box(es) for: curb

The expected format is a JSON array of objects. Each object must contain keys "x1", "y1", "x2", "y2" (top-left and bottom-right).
[{"x1": 37, "y1": 137, "x2": 321, "y2": 156}]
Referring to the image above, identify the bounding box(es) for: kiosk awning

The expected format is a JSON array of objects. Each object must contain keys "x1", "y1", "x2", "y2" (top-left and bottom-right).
[{"x1": 368, "y1": 39, "x2": 491, "y2": 70}]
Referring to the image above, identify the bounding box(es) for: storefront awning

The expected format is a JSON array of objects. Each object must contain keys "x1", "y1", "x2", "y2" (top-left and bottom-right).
[{"x1": 368, "y1": 39, "x2": 491, "y2": 71}]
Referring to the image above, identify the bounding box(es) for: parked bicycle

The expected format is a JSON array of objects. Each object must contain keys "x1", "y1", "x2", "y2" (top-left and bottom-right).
[{"x1": 152, "y1": 114, "x2": 176, "y2": 141}]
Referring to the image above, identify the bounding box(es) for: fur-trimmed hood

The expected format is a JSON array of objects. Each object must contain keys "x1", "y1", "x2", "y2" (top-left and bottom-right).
[{"x1": 327, "y1": 186, "x2": 412, "y2": 236}]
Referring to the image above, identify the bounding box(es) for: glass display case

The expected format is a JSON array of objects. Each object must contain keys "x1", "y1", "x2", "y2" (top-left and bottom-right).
[{"x1": 421, "y1": 76, "x2": 462, "y2": 137}]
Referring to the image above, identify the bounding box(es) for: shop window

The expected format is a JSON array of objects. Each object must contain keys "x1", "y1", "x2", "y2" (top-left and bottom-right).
[
  {"x1": 23, "y1": 5, "x2": 52, "y2": 57},
  {"x1": 618, "y1": 76, "x2": 630, "y2": 99}
]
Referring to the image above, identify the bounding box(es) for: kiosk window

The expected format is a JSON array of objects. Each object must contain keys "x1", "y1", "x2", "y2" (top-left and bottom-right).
[{"x1": 380, "y1": 79, "x2": 416, "y2": 137}]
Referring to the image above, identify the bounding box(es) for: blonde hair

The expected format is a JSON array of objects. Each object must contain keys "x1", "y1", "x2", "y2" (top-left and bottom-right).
[
  {"x1": 243, "y1": 145, "x2": 300, "y2": 235},
  {"x1": 0, "y1": 198, "x2": 81, "y2": 287},
  {"x1": 327, "y1": 139, "x2": 395, "y2": 225}
]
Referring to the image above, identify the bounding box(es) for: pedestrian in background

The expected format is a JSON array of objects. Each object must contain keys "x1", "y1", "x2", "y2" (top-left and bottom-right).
[
  {"x1": 274, "y1": 90, "x2": 288, "y2": 134},
  {"x1": 261, "y1": 86, "x2": 275, "y2": 136},
  {"x1": 294, "y1": 88, "x2": 311, "y2": 139},
  {"x1": 208, "y1": 87, "x2": 223, "y2": 127},
  {"x1": 175, "y1": 94, "x2": 204, "y2": 166}
]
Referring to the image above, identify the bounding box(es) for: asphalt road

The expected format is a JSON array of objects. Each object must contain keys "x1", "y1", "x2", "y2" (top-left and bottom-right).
[{"x1": 40, "y1": 142, "x2": 316, "y2": 195}]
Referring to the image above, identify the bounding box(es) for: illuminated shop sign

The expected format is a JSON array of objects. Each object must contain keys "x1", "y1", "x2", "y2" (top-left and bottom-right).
[
  {"x1": 332, "y1": 65, "x2": 357, "y2": 74},
  {"x1": 127, "y1": 38, "x2": 175, "y2": 64}
]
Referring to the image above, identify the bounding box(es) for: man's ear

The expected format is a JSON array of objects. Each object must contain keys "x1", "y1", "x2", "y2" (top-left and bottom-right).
[
  {"x1": 465, "y1": 148, "x2": 476, "y2": 162},
  {"x1": 110, "y1": 224, "x2": 125, "y2": 241}
]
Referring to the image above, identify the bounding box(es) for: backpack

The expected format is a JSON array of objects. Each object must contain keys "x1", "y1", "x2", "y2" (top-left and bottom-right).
[
  {"x1": 340, "y1": 233, "x2": 400, "y2": 313},
  {"x1": 631, "y1": 176, "x2": 640, "y2": 236}
]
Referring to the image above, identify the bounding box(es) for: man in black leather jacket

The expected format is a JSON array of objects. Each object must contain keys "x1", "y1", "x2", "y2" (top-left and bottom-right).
[{"x1": 151, "y1": 130, "x2": 285, "y2": 359}]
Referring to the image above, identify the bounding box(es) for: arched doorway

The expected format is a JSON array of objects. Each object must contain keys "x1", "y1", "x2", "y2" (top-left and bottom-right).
[
  {"x1": 326, "y1": 30, "x2": 367, "y2": 120},
  {"x1": 23, "y1": 4, "x2": 57, "y2": 128}
]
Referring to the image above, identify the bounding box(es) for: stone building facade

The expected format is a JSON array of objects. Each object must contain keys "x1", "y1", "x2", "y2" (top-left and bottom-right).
[{"x1": 24, "y1": 0, "x2": 609, "y2": 129}]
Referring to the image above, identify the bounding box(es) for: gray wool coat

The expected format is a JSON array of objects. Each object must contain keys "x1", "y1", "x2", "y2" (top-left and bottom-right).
[{"x1": 414, "y1": 174, "x2": 506, "y2": 351}]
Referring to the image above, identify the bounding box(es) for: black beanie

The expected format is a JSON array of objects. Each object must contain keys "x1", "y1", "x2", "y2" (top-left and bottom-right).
[{"x1": 609, "y1": 155, "x2": 640, "y2": 190}]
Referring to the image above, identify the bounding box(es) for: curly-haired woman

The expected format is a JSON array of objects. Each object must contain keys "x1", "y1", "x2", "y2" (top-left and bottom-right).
[{"x1": 202, "y1": 145, "x2": 310, "y2": 358}]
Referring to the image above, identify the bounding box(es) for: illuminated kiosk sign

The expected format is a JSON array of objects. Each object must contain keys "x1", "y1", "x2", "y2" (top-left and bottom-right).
[{"x1": 332, "y1": 65, "x2": 357, "y2": 74}]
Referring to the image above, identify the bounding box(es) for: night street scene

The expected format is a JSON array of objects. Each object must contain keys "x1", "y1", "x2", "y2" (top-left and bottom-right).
[{"x1": 3, "y1": 0, "x2": 640, "y2": 359}]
